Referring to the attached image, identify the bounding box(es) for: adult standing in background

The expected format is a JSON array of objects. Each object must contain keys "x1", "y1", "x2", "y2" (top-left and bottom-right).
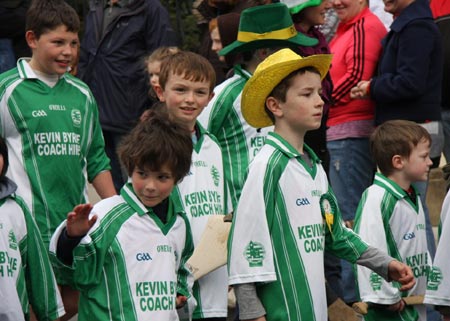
[
  {"x1": 326, "y1": 0, "x2": 386, "y2": 305},
  {"x1": 430, "y1": 0, "x2": 450, "y2": 164},
  {"x1": 78, "y1": 0, "x2": 177, "y2": 192},
  {"x1": 351, "y1": 1, "x2": 443, "y2": 319}
]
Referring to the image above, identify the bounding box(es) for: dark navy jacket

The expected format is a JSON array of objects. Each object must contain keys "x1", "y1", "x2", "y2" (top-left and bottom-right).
[
  {"x1": 78, "y1": 0, "x2": 177, "y2": 133},
  {"x1": 370, "y1": 0, "x2": 443, "y2": 125}
]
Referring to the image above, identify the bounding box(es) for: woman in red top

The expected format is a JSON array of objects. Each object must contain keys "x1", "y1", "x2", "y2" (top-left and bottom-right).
[{"x1": 326, "y1": 0, "x2": 386, "y2": 304}]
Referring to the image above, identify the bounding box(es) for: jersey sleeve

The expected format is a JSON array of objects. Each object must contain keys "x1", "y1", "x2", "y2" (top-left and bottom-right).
[
  {"x1": 176, "y1": 215, "x2": 195, "y2": 298},
  {"x1": 19, "y1": 197, "x2": 65, "y2": 320},
  {"x1": 320, "y1": 189, "x2": 369, "y2": 263},
  {"x1": 353, "y1": 189, "x2": 402, "y2": 304},
  {"x1": 85, "y1": 94, "x2": 111, "y2": 182},
  {"x1": 424, "y1": 190, "x2": 450, "y2": 306}
]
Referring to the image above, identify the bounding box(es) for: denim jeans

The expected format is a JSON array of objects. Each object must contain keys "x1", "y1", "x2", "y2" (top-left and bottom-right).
[
  {"x1": 0, "y1": 39, "x2": 15, "y2": 74},
  {"x1": 327, "y1": 137, "x2": 375, "y2": 303}
]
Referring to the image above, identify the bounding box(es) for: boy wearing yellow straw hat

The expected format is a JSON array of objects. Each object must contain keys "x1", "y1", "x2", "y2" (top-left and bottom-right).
[
  {"x1": 198, "y1": 2, "x2": 317, "y2": 210},
  {"x1": 227, "y1": 48, "x2": 416, "y2": 321}
]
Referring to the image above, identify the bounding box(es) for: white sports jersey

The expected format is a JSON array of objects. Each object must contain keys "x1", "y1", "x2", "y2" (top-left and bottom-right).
[
  {"x1": 198, "y1": 65, "x2": 273, "y2": 208},
  {"x1": 424, "y1": 190, "x2": 450, "y2": 307},
  {"x1": 228, "y1": 133, "x2": 368, "y2": 321},
  {"x1": 0, "y1": 193, "x2": 64, "y2": 321},
  {"x1": 174, "y1": 124, "x2": 231, "y2": 318},
  {"x1": 0, "y1": 60, "x2": 110, "y2": 247},
  {"x1": 49, "y1": 183, "x2": 194, "y2": 321},
  {"x1": 354, "y1": 173, "x2": 428, "y2": 321}
]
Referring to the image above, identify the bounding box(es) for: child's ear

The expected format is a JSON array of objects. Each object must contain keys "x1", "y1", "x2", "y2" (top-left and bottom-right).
[
  {"x1": 25, "y1": 30, "x2": 38, "y2": 49},
  {"x1": 208, "y1": 91, "x2": 215, "y2": 103},
  {"x1": 266, "y1": 96, "x2": 282, "y2": 118},
  {"x1": 154, "y1": 85, "x2": 165, "y2": 102},
  {"x1": 392, "y1": 154, "x2": 404, "y2": 170}
]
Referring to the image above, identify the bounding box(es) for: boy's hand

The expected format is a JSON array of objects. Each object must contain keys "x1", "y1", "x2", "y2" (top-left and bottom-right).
[
  {"x1": 66, "y1": 204, "x2": 96, "y2": 238},
  {"x1": 387, "y1": 260, "x2": 415, "y2": 291},
  {"x1": 176, "y1": 294, "x2": 187, "y2": 308}
]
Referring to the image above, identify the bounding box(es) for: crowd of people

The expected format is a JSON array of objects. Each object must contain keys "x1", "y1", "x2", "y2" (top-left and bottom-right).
[{"x1": 0, "y1": 0, "x2": 449, "y2": 321}]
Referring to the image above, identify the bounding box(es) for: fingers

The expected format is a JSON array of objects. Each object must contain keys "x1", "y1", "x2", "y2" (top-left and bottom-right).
[
  {"x1": 176, "y1": 295, "x2": 187, "y2": 308},
  {"x1": 397, "y1": 265, "x2": 415, "y2": 292}
]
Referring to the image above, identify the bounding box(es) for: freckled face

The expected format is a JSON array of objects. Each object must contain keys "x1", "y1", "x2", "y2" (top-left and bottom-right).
[
  {"x1": 158, "y1": 73, "x2": 213, "y2": 131},
  {"x1": 131, "y1": 165, "x2": 176, "y2": 208}
]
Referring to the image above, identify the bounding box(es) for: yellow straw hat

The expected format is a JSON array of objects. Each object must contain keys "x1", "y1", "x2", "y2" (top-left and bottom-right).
[{"x1": 242, "y1": 48, "x2": 332, "y2": 128}]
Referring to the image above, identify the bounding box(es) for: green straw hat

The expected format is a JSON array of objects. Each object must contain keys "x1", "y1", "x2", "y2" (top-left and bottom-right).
[
  {"x1": 219, "y1": 3, "x2": 318, "y2": 56},
  {"x1": 280, "y1": 0, "x2": 323, "y2": 15}
]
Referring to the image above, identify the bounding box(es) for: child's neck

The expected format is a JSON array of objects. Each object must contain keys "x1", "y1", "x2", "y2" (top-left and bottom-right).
[
  {"x1": 274, "y1": 125, "x2": 306, "y2": 154},
  {"x1": 387, "y1": 172, "x2": 412, "y2": 191}
]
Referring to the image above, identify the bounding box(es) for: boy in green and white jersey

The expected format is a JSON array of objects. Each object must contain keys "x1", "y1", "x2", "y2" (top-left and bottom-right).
[
  {"x1": 155, "y1": 51, "x2": 232, "y2": 320},
  {"x1": 425, "y1": 188, "x2": 450, "y2": 320},
  {"x1": 354, "y1": 120, "x2": 432, "y2": 321},
  {"x1": 0, "y1": 1, "x2": 116, "y2": 318},
  {"x1": 50, "y1": 110, "x2": 195, "y2": 321},
  {"x1": 0, "y1": 136, "x2": 64, "y2": 321},
  {"x1": 198, "y1": 3, "x2": 318, "y2": 208},
  {"x1": 227, "y1": 49, "x2": 416, "y2": 321}
]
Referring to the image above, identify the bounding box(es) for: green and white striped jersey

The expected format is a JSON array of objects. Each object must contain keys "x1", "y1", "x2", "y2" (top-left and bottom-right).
[
  {"x1": 173, "y1": 123, "x2": 231, "y2": 318},
  {"x1": 198, "y1": 65, "x2": 273, "y2": 208},
  {"x1": 424, "y1": 190, "x2": 450, "y2": 307},
  {"x1": 49, "y1": 183, "x2": 194, "y2": 321},
  {"x1": 0, "y1": 59, "x2": 110, "y2": 247},
  {"x1": 354, "y1": 173, "x2": 428, "y2": 321},
  {"x1": 0, "y1": 193, "x2": 64, "y2": 321},
  {"x1": 228, "y1": 132, "x2": 368, "y2": 321}
]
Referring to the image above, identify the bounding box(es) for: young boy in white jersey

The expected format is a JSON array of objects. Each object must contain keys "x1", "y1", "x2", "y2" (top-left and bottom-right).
[
  {"x1": 0, "y1": 136, "x2": 64, "y2": 321},
  {"x1": 424, "y1": 187, "x2": 450, "y2": 320},
  {"x1": 0, "y1": 1, "x2": 116, "y2": 319},
  {"x1": 49, "y1": 110, "x2": 195, "y2": 321},
  {"x1": 354, "y1": 120, "x2": 432, "y2": 321},
  {"x1": 198, "y1": 3, "x2": 318, "y2": 209},
  {"x1": 227, "y1": 48, "x2": 416, "y2": 321},
  {"x1": 154, "y1": 51, "x2": 232, "y2": 321}
]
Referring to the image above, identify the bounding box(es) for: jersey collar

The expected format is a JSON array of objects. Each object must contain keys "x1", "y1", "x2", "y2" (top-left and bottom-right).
[
  {"x1": 266, "y1": 132, "x2": 321, "y2": 177},
  {"x1": 373, "y1": 173, "x2": 420, "y2": 211}
]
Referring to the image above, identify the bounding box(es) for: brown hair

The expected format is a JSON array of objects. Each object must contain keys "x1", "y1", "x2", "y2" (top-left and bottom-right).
[
  {"x1": 158, "y1": 51, "x2": 216, "y2": 93},
  {"x1": 370, "y1": 120, "x2": 431, "y2": 176},
  {"x1": 26, "y1": 0, "x2": 80, "y2": 39},
  {"x1": 118, "y1": 106, "x2": 193, "y2": 183}
]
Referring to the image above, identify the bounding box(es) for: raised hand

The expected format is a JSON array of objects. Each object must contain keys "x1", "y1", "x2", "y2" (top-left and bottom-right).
[{"x1": 66, "y1": 203, "x2": 96, "y2": 238}]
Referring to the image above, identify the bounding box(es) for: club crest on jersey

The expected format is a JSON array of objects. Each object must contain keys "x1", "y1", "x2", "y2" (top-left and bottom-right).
[
  {"x1": 427, "y1": 266, "x2": 443, "y2": 291},
  {"x1": 71, "y1": 109, "x2": 82, "y2": 127},
  {"x1": 211, "y1": 165, "x2": 220, "y2": 187},
  {"x1": 369, "y1": 272, "x2": 382, "y2": 291},
  {"x1": 244, "y1": 241, "x2": 265, "y2": 267},
  {"x1": 319, "y1": 193, "x2": 338, "y2": 238},
  {"x1": 8, "y1": 230, "x2": 17, "y2": 250}
]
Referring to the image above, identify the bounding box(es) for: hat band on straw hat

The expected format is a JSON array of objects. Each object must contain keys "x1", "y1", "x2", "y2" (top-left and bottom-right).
[{"x1": 237, "y1": 26, "x2": 297, "y2": 43}]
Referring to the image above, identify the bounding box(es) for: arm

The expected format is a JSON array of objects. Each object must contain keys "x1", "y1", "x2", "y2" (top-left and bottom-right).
[
  {"x1": 20, "y1": 198, "x2": 65, "y2": 321},
  {"x1": 370, "y1": 21, "x2": 439, "y2": 103},
  {"x1": 92, "y1": 171, "x2": 116, "y2": 198},
  {"x1": 331, "y1": 20, "x2": 385, "y2": 105},
  {"x1": 234, "y1": 283, "x2": 266, "y2": 320}
]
